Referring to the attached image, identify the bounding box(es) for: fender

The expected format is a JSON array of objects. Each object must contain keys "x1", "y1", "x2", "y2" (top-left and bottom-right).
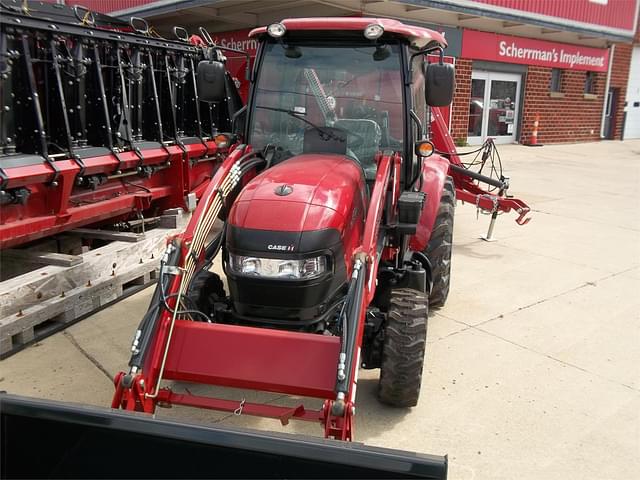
[{"x1": 409, "y1": 153, "x2": 451, "y2": 253}]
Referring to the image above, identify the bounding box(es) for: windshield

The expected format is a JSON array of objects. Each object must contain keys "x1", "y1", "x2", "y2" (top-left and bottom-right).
[{"x1": 248, "y1": 41, "x2": 404, "y2": 179}]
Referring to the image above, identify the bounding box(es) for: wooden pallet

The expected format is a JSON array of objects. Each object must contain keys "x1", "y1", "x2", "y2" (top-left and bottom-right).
[{"x1": 0, "y1": 210, "x2": 190, "y2": 358}]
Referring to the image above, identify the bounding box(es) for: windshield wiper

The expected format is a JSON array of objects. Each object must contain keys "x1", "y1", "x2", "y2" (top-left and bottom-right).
[{"x1": 255, "y1": 105, "x2": 345, "y2": 142}]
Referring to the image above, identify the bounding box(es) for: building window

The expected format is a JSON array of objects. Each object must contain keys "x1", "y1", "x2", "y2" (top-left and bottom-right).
[
  {"x1": 550, "y1": 68, "x2": 562, "y2": 92},
  {"x1": 584, "y1": 71, "x2": 596, "y2": 94}
]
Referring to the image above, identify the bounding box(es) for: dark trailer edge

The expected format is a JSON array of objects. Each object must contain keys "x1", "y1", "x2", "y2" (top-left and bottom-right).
[{"x1": 0, "y1": 394, "x2": 447, "y2": 479}]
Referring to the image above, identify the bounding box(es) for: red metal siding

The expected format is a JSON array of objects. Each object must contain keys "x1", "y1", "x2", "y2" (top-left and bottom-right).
[
  {"x1": 53, "y1": 0, "x2": 159, "y2": 14},
  {"x1": 470, "y1": 0, "x2": 638, "y2": 32}
]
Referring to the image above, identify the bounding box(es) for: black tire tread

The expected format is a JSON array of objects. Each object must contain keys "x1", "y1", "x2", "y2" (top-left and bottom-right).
[
  {"x1": 377, "y1": 288, "x2": 429, "y2": 407},
  {"x1": 424, "y1": 176, "x2": 455, "y2": 308}
]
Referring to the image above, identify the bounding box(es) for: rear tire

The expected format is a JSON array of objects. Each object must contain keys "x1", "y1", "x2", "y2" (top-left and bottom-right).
[
  {"x1": 377, "y1": 288, "x2": 428, "y2": 407},
  {"x1": 424, "y1": 176, "x2": 455, "y2": 308}
]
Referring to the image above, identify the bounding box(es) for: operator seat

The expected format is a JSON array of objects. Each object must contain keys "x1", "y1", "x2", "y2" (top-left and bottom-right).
[{"x1": 333, "y1": 119, "x2": 381, "y2": 180}]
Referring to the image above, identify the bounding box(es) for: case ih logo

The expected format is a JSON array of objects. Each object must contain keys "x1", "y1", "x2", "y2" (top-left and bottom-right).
[{"x1": 268, "y1": 244, "x2": 295, "y2": 252}]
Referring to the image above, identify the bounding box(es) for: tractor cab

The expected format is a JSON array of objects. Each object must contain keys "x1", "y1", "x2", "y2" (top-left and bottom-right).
[
  {"x1": 247, "y1": 31, "x2": 405, "y2": 179},
  {"x1": 199, "y1": 18, "x2": 454, "y2": 184}
]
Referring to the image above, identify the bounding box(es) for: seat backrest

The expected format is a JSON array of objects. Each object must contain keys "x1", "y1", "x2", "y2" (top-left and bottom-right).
[{"x1": 333, "y1": 119, "x2": 381, "y2": 177}]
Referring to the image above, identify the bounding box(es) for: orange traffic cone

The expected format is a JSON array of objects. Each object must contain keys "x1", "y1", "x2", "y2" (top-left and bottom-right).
[{"x1": 526, "y1": 114, "x2": 543, "y2": 146}]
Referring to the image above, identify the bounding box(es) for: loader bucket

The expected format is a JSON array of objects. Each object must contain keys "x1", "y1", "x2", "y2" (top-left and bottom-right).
[{"x1": 1, "y1": 394, "x2": 448, "y2": 479}]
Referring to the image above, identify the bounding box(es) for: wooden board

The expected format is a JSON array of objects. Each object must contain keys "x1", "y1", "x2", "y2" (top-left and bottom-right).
[
  {"x1": 0, "y1": 263, "x2": 157, "y2": 357},
  {"x1": 0, "y1": 210, "x2": 190, "y2": 357},
  {"x1": 66, "y1": 228, "x2": 145, "y2": 242},
  {"x1": 1, "y1": 250, "x2": 83, "y2": 267}
]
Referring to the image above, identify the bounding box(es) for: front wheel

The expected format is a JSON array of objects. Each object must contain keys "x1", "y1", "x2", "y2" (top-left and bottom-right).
[{"x1": 377, "y1": 288, "x2": 429, "y2": 407}]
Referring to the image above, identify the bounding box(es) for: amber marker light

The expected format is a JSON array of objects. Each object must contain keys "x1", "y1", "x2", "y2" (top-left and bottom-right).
[
  {"x1": 215, "y1": 134, "x2": 231, "y2": 149},
  {"x1": 415, "y1": 140, "x2": 435, "y2": 158}
]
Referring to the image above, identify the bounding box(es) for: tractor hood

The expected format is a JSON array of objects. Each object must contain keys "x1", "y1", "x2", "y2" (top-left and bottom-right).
[
  {"x1": 228, "y1": 153, "x2": 366, "y2": 237},
  {"x1": 225, "y1": 153, "x2": 367, "y2": 321}
]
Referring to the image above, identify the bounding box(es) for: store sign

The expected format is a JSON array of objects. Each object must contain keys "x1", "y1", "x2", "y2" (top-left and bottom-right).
[
  {"x1": 462, "y1": 30, "x2": 609, "y2": 72},
  {"x1": 212, "y1": 29, "x2": 258, "y2": 56}
]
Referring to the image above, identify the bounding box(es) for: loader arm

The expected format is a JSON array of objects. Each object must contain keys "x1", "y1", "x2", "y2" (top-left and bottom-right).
[{"x1": 113, "y1": 145, "x2": 263, "y2": 412}]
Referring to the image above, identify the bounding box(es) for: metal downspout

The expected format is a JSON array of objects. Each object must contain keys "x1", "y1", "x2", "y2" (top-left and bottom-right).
[{"x1": 600, "y1": 44, "x2": 615, "y2": 138}]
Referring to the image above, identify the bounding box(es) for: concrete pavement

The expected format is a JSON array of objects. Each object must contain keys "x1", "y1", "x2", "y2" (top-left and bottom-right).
[{"x1": 1, "y1": 140, "x2": 639, "y2": 479}]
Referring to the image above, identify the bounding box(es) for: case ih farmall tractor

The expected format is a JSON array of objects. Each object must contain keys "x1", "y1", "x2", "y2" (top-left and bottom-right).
[{"x1": 112, "y1": 17, "x2": 530, "y2": 442}]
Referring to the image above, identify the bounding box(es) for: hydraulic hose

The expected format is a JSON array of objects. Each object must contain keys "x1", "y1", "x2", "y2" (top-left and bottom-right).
[
  {"x1": 128, "y1": 240, "x2": 181, "y2": 370},
  {"x1": 203, "y1": 223, "x2": 226, "y2": 264},
  {"x1": 123, "y1": 147, "x2": 269, "y2": 390},
  {"x1": 449, "y1": 163, "x2": 506, "y2": 190},
  {"x1": 335, "y1": 259, "x2": 366, "y2": 397}
]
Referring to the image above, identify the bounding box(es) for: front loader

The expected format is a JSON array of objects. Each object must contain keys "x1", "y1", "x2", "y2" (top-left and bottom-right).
[{"x1": 112, "y1": 17, "x2": 531, "y2": 444}]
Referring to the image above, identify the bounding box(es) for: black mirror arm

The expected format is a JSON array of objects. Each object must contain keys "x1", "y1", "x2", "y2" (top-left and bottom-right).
[
  {"x1": 409, "y1": 109, "x2": 424, "y2": 140},
  {"x1": 409, "y1": 46, "x2": 444, "y2": 65},
  {"x1": 408, "y1": 109, "x2": 426, "y2": 191},
  {"x1": 407, "y1": 46, "x2": 444, "y2": 84}
]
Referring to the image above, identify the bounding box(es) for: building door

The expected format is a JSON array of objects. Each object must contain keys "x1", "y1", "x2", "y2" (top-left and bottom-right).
[
  {"x1": 468, "y1": 71, "x2": 521, "y2": 145},
  {"x1": 623, "y1": 46, "x2": 640, "y2": 139}
]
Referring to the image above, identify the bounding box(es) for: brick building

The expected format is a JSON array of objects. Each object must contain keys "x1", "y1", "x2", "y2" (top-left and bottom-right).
[
  {"x1": 451, "y1": 30, "x2": 617, "y2": 145},
  {"x1": 69, "y1": 0, "x2": 640, "y2": 144}
]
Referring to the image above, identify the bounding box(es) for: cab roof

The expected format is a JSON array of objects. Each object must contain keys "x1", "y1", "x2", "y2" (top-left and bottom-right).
[{"x1": 249, "y1": 17, "x2": 447, "y2": 51}]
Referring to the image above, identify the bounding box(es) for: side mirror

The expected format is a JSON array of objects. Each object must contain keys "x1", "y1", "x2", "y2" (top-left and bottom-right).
[
  {"x1": 424, "y1": 62, "x2": 455, "y2": 107},
  {"x1": 197, "y1": 60, "x2": 226, "y2": 103}
]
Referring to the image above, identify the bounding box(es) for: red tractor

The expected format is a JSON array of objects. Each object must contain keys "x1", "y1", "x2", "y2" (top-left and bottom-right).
[{"x1": 112, "y1": 17, "x2": 530, "y2": 441}]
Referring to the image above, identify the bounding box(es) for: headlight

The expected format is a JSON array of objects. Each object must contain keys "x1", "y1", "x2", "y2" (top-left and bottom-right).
[
  {"x1": 229, "y1": 254, "x2": 327, "y2": 279},
  {"x1": 364, "y1": 23, "x2": 384, "y2": 40},
  {"x1": 267, "y1": 22, "x2": 286, "y2": 38}
]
